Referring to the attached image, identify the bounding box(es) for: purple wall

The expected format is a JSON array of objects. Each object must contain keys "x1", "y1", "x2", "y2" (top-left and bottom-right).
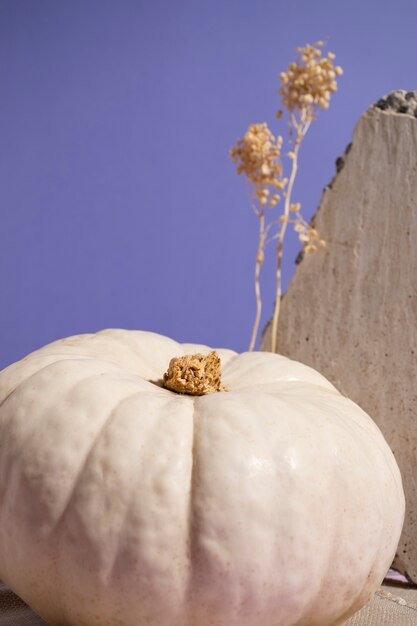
[{"x1": 0, "y1": 0, "x2": 415, "y2": 368}]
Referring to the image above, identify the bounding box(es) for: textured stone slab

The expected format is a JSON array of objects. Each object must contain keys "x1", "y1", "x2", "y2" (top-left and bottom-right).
[{"x1": 262, "y1": 93, "x2": 417, "y2": 582}]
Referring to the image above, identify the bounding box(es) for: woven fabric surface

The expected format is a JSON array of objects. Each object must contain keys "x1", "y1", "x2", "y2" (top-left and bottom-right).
[
  {"x1": 1, "y1": 581, "x2": 417, "y2": 625},
  {"x1": 345, "y1": 587, "x2": 417, "y2": 625},
  {"x1": 0, "y1": 582, "x2": 47, "y2": 625}
]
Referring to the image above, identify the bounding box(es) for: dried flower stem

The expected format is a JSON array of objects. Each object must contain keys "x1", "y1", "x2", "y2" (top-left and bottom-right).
[
  {"x1": 230, "y1": 41, "x2": 342, "y2": 352},
  {"x1": 249, "y1": 209, "x2": 266, "y2": 352},
  {"x1": 271, "y1": 110, "x2": 311, "y2": 352}
]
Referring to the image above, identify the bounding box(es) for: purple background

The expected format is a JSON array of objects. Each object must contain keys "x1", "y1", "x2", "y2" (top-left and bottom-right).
[{"x1": 1, "y1": 0, "x2": 416, "y2": 369}]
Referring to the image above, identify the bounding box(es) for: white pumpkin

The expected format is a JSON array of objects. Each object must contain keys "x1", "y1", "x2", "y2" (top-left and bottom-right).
[{"x1": 0, "y1": 329, "x2": 404, "y2": 626}]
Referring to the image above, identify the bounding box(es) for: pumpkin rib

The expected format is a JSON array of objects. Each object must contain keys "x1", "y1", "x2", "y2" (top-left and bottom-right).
[
  {"x1": 16, "y1": 368, "x2": 150, "y2": 624},
  {"x1": 219, "y1": 352, "x2": 243, "y2": 379},
  {"x1": 185, "y1": 395, "x2": 198, "y2": 621},
  {"x1": 0, "y1": 365, "x2": 125, "y2": 544},
  {"x1": 52, "y1": 387, "x2": 150, "y2": 532},
  {"x1": 296, "y1": 455, "x2": 353, "y2": 626},
  {"x1": 333, "y1": 516, "x2": 388, "y2": 626},
  {"x1": 52, "y1": 388, "x2": 178, "y2": 623},
  {"x1": 221, "y1": 351, "x2": 337, "y2": 393},
  {"x1": 96, "y1": 328, "x2": 189, "y2": 381},
  {"x1": 298, "y1": 397, "x2": 399, "y2": 626},
  {"x1": 0, "y1": 355, "x2": 122, "y2": 411},
  {"x1": 105, "y1": 394, "x2": 192, "y2": 579},
  {"x1": 0, "y1": 363, "x2": 131, "y2": 624},
  {"x1": 1, "y1": 365, "x2": 146, "y2": 492},
  {"x1": 0, "y1": 384, "x2": 19, "y2": 414},
  {"x1": 209, "y1": 388, "x2": 399, "y2": 626},
  {"x1": 329, "y1": 397, "x2": 403, "y2": 495},
  {"x1": 0, "y1": 358, "x2": 83, "y2": 410},
  {"x1": 95, "y1": 329, "x2": 181, "y2": 379}
]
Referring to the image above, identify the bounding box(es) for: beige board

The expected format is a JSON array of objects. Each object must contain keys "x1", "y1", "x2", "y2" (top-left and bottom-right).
[{"x1": 262, "y1": 93, "x2": 417, "y2": 583}]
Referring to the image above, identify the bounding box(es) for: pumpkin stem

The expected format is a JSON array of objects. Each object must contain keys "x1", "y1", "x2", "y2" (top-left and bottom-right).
[{"x1": 162, "y1": 351, "x2": 227, "y2": 395}]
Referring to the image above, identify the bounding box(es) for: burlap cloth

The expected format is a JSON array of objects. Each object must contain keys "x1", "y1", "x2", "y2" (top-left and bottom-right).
[{"x1": 1, "y1": 581, "x2": 417, "y2": 625}]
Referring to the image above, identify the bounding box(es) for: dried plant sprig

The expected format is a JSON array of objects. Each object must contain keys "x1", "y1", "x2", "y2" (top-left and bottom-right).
[
  {"x1": 230, "y1": 123, "x2": 287, "y2": 206},
  {"x1": 230, "y1": 123, "x2": 288, "y2": 351},
  {"x1": 270, "y1": 41, "x2": 343, "y2": 352},
  {"x1": 279, "y1": 41, "x2": 343, "y2": 113},
  {"x1": 230, "y1": 41, "x2": 342, "y2": 352}
]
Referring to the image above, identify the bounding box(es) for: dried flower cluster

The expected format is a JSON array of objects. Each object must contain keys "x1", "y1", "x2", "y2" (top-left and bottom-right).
[
  {"x1": 282, "y1": 204, "x2": 326, "y2": 253},
  {"x1": 230, "y1": 41, "x2": 342, "y2": 352},
  {"x1": 230, "y1": 124, "x2": 287, "y2": 207},
  {"x1": 279, "y1": 41, "x2": 343, "y2": 112}
]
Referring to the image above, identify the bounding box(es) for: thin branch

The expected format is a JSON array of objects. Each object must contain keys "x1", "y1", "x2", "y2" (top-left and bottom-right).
[
  {"x1": 249, "y1": 210, "x2": 266, "y2": 351},
  {"x1": 270, "y1": 110, "x2": 312, "y2": 353}
]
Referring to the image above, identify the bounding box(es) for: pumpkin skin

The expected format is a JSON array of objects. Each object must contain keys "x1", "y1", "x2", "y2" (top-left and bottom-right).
[{"x1": 0, "y1": 329, "x2": 404, "y2": 626}]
